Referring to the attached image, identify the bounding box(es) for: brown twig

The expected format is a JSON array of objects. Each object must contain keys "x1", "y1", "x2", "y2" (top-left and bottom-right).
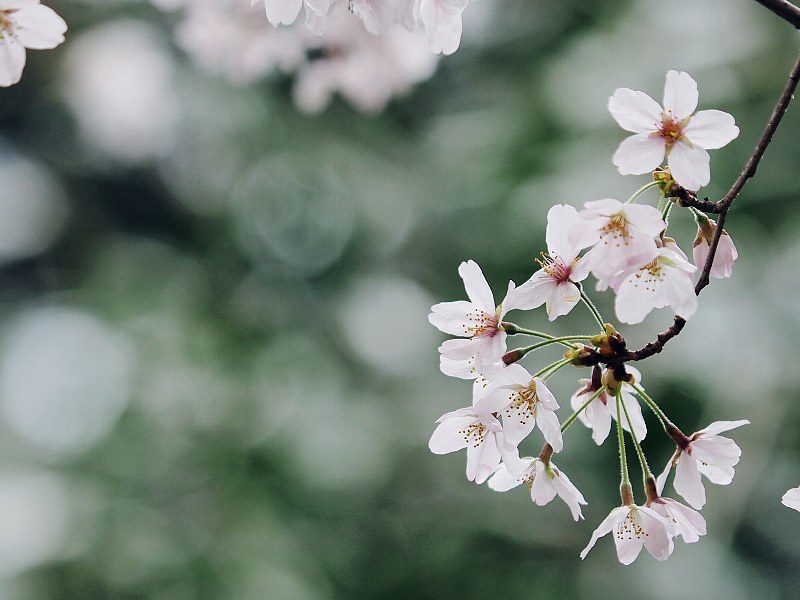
[{"x1": 753, "y1": 0, "x2": 800, "y2": 28}]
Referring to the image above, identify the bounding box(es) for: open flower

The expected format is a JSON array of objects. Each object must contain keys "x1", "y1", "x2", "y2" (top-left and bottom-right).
[
  {"x1": 609, "y1": 240, "x2": 698, "y2": 325},
  {"x1": 657, "y1": 420, "x2": 749, "y2": 509},
  {"x1": 429, "y1": 260, "x2": 517, "y2": 371},
  {"x1": 488, "y1": 456, "x2": 587, "y2": 521},
  {"x1": 609, "y1": 70, "x2": 739, "y2": 191},
  {"x1": 693, "y1": 217, "x2": 738, "y2": 278},
  {"x1": 513, "y1": 204, "x2": 591, "y2": 321},
  {"x1": 482, "y1": 364, "x2": 563, "y2": 452},
  {"x1": 580, "y1": 504, "x2": 674, "y2": 564},
  {"x1": 782, "y1": 487, "x2": 800, "y2": 512},
  {"x1": 570, "y1": 366, "x2": 647, "y2": 445},
  {"x1": 649, "y1": 496, "x2": 707, "y2": 544},
  {"x1": 571, "y1": 198, "x2": 665, "y2": 284},
  {"x1": 0, "y1": 0, "x2": 67, "y2": 87}
]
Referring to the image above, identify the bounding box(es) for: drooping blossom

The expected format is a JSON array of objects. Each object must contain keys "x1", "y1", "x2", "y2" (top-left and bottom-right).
[
  {"x1": 513, "y1": 204, "x2": 591, "y2": 321},
  {"x1": 609, "y1": 240, "x2": 698, "y2": 325},
  {"x1": 580, "y1": 504, "x2": 674, "y2": 564},
  {"x1": 657, "y1": 420, "x2": 749, "y2": 510},
  {"x1": 488, "y1": 456, "x2": 587, "y2": 521},
  {"x1": 428, "y1": 393, "x2": 512, "y2": 484},
  {"x1": 782, "y1": 487, "x2": 800, "y2": 512},
  {"x1": 570, "y1": 366, "x2": 647, "y2": 445},
  {"x1": 253, "y1": 0, "x2": 472, "y2": 55},
  {"x1": 429, "y1": 260, "x2": 517, "y2": 372},
  {"x1": 0, "y1": 0, "x2": 67, "y2": 87},
  {"x1": 649, "y1": 496, "x2": 707, "y2": 544},
  {"x1": 609, "y1": 70, "x2": 740, "y2": 191},
  {"x1": 693, "y1": 217, "x2": 738, "y2": 278},
  {"x1": 571, "y1": 198, "x2": 665, "y2": 284}
]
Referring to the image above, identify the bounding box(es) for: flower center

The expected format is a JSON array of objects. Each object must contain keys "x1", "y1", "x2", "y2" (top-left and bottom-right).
[
  {"x1": 628, "y1": 259, "x2": 664, "y2": 292},
  {"x1": 658, "y1": 112, "x2": 687, "y2": 147},
  {"x1": 616, "y1": 510, "x2": 648, "y2": 541},
  {"x1": 459, "y1": 422, "x2": 486, "y2": 448},
  {"x1": 505, "y1": 385, "x2": 537, "y2": 423},
  {"x1": 463, "y1": 308, "x2": 499, "y2": 339},
  {"x1": 599, "y1": 213, "x2": 632, "y2": 247},
  {"x1": 536, "y1": 252, "x2": 572, "y2": 283},
  {"x1": 0, "y1": 11, "x2": 13, "y2": 35}
]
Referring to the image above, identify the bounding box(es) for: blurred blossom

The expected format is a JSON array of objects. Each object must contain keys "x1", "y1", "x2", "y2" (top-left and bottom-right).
[
  {"x1": 0, "y1": 470, "x2": 67, "y2": 577},
  {"x1": 335, "y1": 275, "x2": 438, "y2": 376},
  {"x1": 61, "y1": 20, "x2": 177, "y2": 162},
  {"x1": 0, "y1": 151, "x2": 67, "y2": 263},
  {"x1": 233, "y1": 155, "x2": 354, "y2": 276},
  {"x1": 0, "y1": 306, "x2": 133, "y2": 454}
]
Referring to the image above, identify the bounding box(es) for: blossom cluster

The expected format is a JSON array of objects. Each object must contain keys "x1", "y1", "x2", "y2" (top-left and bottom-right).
[
  {"x1": 428, "y1": 71, "x2": 752, "y2": 564},
  {"x1": 151, "y1": 0, "x2": 439, "y2": 113},
  {"x1": 254, "y1": 0, "x2": 472, "y2": 56}
]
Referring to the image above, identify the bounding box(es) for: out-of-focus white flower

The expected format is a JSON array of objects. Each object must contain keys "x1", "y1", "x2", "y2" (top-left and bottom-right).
[
  {"x1": 609, "y1": 70, "x2": 739, "y2": 191},
  {"x1": 649, "y1": 496, "x2": 706, "y2": 543},
  {"x1": 481, "y1": 363, "x2": 563, "y2": 451},
  {"x1": 580, "y1": 504, "x2": 674, "y2": 565},
  {"x1": 657, "y1": 420, "x2": 749, "y2": 509},
  {"x1": 0, "y1": 0, "x2": 66, "y2": 87},
  {"x1": 572, "y1": 198, "x2": 665, "y2": 284},
  {"x1": 488, "y1": 457, "x2": 587, "y2": 521},
  {"x1": 693, "y1": 217, "x2": 738, "y2": 279},
  {"x1": 570, "y1": 366, "x2": 646, "y2": 445},
  {"x1": 610, "y1": 240, "x2": 698, "y2": 325},
  {"x1": 429, "y1": 260, "x2": 516, "y2": 373},
  {"x1": 782, "y1": 487, "x2": 800, "y2": 512},
  {"x1": 513, "y1": 204, "x2": 590, "y2": 321}
]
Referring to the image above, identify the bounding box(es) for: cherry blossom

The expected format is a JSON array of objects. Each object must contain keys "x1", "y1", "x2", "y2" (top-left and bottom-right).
[
  {"x1": 488, "y1": 456, "x2": 587, "y2": 521},
  {"x1": 657, "y1": 420, "x2": 749, "y2": 510},
  {"x1": 782, "y1": 487, "x2": 800, "y2": 512},
  {"x1": 609, "y1": 70, "x2": 740, "y2": 191},
  {"x1": 649, "y1": 496, "x2": 706, "y2": 544},
  {"x1": 570, "y1": 366, "x2": 646, "y2": 445},
  {"x1": 580, "y1": 504, "x2": 674, "y2": 564},
  {"x1": 428, "y1": 393, "x2": 512, "y2": 484},
  {"x1": 429, "y1": 260, "x2": 517, "y2": 372},
  {"x1": 693, "y1": 217, "x2": 738, "y2": 278},
  {"x1": 571, "y1": 198, "x2": 665, "y2": 284},
  {"x1": 513, "y1": 204, "x2": 591, "y2": 321},
  {"x1": 0, "y1": 0, "x2": 67, "y2": 87},
  {"x1": 480, "y1": 363, "x2": 563, "y2": 451},
  {"x1": 609, "y1": 240, "x2": 698, "y2": 325}
]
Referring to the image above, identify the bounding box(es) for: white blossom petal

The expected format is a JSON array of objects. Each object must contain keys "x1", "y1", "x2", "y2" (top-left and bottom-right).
[
  {"x1": 674, "y1": 451, "x2": 706, "y2": 509},
  {"x1": 782, "y1": 487, "x2": 800, "y2": 512},
  {"x1": 10, "y1": 3, "x2": 66, "y2": 49},
  {"x1": 608, "y1": 88, "x2": 663, "y2": 134},
  {"x1": 418, "y1": 0, "x2": 468, "y2": 55},
  {"x1": 663, "y1": 70, "x2": 698, "y2": 120},
  {"x1": 458, "y1": 260, "x2": 494, "y2": 312},
  {"x1": 580, "y1": 506, "x2": 628, "y2": 560},
  {"x1": 684, "y1": 109, "x2": 739, "y2": 150},
  {"x1": 0, "y1": 36, "x2": 26, "y2": 87},
  {"x1": 612, "y1": 134, "x2": 666, "y2": 175},
  {"x1": 667, "y1": 141, "x2": 710, "y2": 191}
]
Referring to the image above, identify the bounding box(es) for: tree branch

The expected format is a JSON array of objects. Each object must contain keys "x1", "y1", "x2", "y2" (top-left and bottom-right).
[{"x1": 754, "y1": 0, "x2": 800, "y2": 28}]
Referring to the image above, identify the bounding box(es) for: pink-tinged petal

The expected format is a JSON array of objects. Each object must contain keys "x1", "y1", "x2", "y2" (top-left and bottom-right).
[
  {"x1": 655, "y1": 457, "x2": 672, "y2": 495},
  {"x1": 614, "y1": 519, "x2": 645, "y2": 565},
  {"x1": 691, "y1": 438, "x2": 742, "y2": 482},
  {"x1": 439, "y1": 355, "x2": 476, "y2": 380},
  {"x1": 655, "y1": 498, "x2": 706, "y2": 543},
  {"x1": 614, "y1": 275, "x2": 658, "y2": 325},
  {"x1": 530, "y1": 465, "x2": 558, "y2": 506},
  {"x1": 623, "y1": 204, "x2": 667, "y2": 238},
  {"x1": 428, "y1": 415, "x2": 474, "y2": 454},
  {"x1": 674, "y1": 452, "x2": 705, "y2": 509},
  {"x1": 710, "y1": 232, "x2": 738, "y2": 278},
  {"x1": 612, "y1": 134, "x2": 666, "y2": 175},
  {"x1": 419, "y1": 0, "x2": 468, "y2": 55},
  {"x1": 550, "y1": 468, "x2": 587, "y2": 521},
  {"x1": 617, "y1": 390, "x2": 647, "y2": 442},
  {"x1": 487, "y1": 462, "x2": 523, "y2": 492},
  {"x1": 501, "y1": 407, "x2": 536, "y2": 449},
  {"x1": 569, "y1": 256, "x2": 591, "y2": 282},
  {"x1": 469, "y1": 433, "x2": 502, "y2": 484},
  {"x1": 547, "y1": 281, "x2": 581, "y2": 320},
  {"x1": 782, "y1": 487, "x2": 800, "y2": 512},
  {"x1": 684, "y1": 109, "x2": 739, "y2": 150},
  {"x1": 663, "y1": 70, "x2": 698, "y2": 120},
  {"x1": 428, "y1": 300, "x2": 475, "y2": 336},
  {"x1": 697, "y1": 419, "x2": 750, "y2": 437},
  {"x1": 535, "y1": 407, "x2": 563, "y2": 453},
  {"x1": 476, "y1": 388, "x2": 514, "y2": 416},
  {"x1": 458, "y1": 260, "x2": 494, "y2": 312},
  {"x1": 608, "y1": 88, "x2": 663, "y2": 134},
  {"x1": 580, "y1": 506, "x2": 628, "y2": 560},
  {"x1": 546, "y1": 204, "x2": 582, "y2": 261},
  {"x1": 533, "y1": 378, "x2": 559, "y2": 411},
  {"x1": 0, "y1": 0, "x2": 41, "y2": 8},
  {"x1": 662, "y1": 267, "x2": 698, "y2": 320},
  {"x1": 12, "y1": 4, "x2": 67, "y2": 49},
  {"x1": 507, "y1": 272, "x2": 552, "y2": 311},
  {"x1": 264, "y1": 0, "x2": 303, "y2": 25},
  {"x1": 667, "y1": 141, "x2": 710, "y2": 191},
  {"x1": 638, "y1": 507, "x2": 674, "y2": 560},
  {"x1": 583, "y1": 395, "x2": 612, "y2": 445},
  {"x1": 438, "y1": 337, "x2": 479, "y2": 360},
  {"x1": 0, "y1": 37, "x2": 25, "y2": 87}
]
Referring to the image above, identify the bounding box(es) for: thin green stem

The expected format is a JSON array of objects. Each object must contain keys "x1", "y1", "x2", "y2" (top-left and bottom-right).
[
  {"x1": 502, "y1": 325, "x2": 577, "y2": 347},
  {"x1": 630, "y1": 383, "x2": 668, "y2": 429},
  {"x1": 626, "y1": 180, "x2": 663, "y2": 204},
  {"x1": 616, "y1": 393, "x2": 630, "y2": 487},
  {"x1": 579, "y1": 288, "x2": 606, "y2": 330},
  {"x1": 661, "y1": 199, "x2": 674, "y2": 224},
  {"x1": 535, "y1": 357, "x2": 571, "y2": 380},
  {"x1": 512, "y1": 335, "x2": 593, "y2": 358},
  {"x1": 561, "y1": 386, "x2": 605, "y2": 433},
  {"x1": 619, "y1": 392, "x2": 652, "y2": 482}
]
